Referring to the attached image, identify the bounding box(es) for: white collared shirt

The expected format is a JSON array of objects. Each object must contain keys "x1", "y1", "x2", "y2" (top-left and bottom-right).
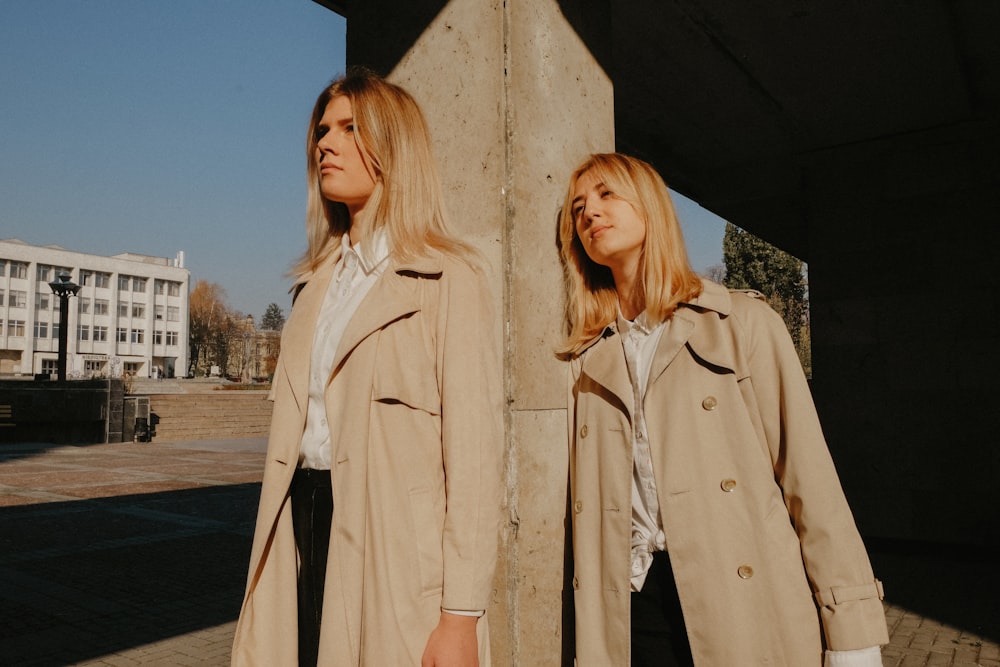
[
  {"x1": 299, "y1": 231, "x2": 390, "y2": 470},
  {"x1": 618, "y1": 311, "x2": 668, "y2": 592}
]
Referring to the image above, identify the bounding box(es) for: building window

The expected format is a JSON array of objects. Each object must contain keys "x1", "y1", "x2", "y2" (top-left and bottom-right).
[
  {"x1": 9, "y1": 290, "x2": 27, "y2": 308},
  {"x1": 79, "y1": 298, "x2": 91, "y2": 314},
  {"x1": 131, "y1": 329, "x2": 144, "y2": 344},
  {"x1": 0, "y1": 289, "x2": 4, "y2": 306},
  {"x1": 166, "y1": 331, "x2": 179, "y2": 346},
  {"x1": 153, "y1": 330, "x2": 163, "y2": 345},
  {"x1": 167, "y1": 306, "x2": 180, "y2": 322},
  {"x1": 0, "y1": 260, "x2": 5, "y2": 276},
  {"x1": 78, "y1": 324, "x2": 90, "y2": 341},
  {"x1": 155, "y1": 280, "x2": 165, "y2": 295},
  {"x1": 118, "y1": 275, "x2": 130, "y2": 291},
  {"x1": 168, "y1": 281, "x2": 181, "y2": 297},
  {"x1": 10, "y1": 262, "x2": 27, "y2": 279},
  {"x1": 94, "y1": 299, "x2": 109, "y2": 315},
  {"x1": 133, "y1": 277, "x2": 146, "y2": 292},
  {"x1": 35, "y1": 293, "x2": 50, "y2": 310},
  {"x1": 7, "y1": 320, "x2": 25, "y2": 337},
  {"x1": 41, "y1": 359, "x2": 58, "y2": 376},
  {"x1": 95, "y1": 272, "x2": 110, "y2": 288},
  {"x1": 118, "y1": 303, "x2": 129, "y2": 318},
  {"x1": 117, "y1": 327, "x2": 128, "y2": 343},
  {"x1": 132, "y1": 303, "x2": 145, "y2": 318},
  {"x1": 155, "y1": 305, "x2": 164, "y2": 320},
  {"x1": 33, "y1": 321, "x2": 48, "y2": 338},
  {"x1": 94, "y1": 326, "x2": 108, "y2": 342},
  {"x1": 37, "y1": 265, "x2": 52, "y2": 281},
  {"x1": 80, "y1": 270, "x2": 91, "y2": 286},
  {"x1": 52, "y1": 322, "x2": 60, "y2": 339}
]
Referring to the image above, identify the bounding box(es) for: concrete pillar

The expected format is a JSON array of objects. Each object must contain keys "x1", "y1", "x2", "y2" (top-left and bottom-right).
[{"x1": 345, "y1": 1, "x2": 613, "y2": 663}]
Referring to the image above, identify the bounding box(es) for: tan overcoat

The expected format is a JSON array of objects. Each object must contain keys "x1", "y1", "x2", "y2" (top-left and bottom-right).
[
  {"x1": 568, "y1": 280, "x2": 888, "y2": 666},
  {"x1": 231, "y1": 247, "x2": 504, "y2": 666}
]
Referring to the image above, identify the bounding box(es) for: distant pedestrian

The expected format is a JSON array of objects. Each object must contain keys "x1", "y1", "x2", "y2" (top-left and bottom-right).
[
  {"x1": 558, "y1": 152, "x2": 888, "y2": 666},
  {"x1": 231, "y1": 68, "x2": 503, "y2": 667}
]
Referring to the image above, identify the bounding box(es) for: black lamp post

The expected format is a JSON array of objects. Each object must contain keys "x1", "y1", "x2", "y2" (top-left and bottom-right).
[
  {"x1": 48, "y1": 272, "x2": 80, "y2": 381},
  {"x1": 243, "y1": 314, "x2": 253, "y2": 384}
]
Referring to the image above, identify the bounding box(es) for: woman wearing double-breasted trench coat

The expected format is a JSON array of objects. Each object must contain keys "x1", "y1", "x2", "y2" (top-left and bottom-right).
[
  {"x1": 558, "y1": 153, "x2": 888, "y2": 666},
  {"x1": 231, "y1": 69, "x2": 503, "y2": 667}
]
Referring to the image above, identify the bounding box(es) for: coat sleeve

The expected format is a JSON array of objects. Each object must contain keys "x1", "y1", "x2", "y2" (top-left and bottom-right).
[
  {"x1": 434, "y1": 263, "x2": 504, "y2": 611},
  {"x1": 734, "y1": 295, "x2": 889, "y2": 650}
]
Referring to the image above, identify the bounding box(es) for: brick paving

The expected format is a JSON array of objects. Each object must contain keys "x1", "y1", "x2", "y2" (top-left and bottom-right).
[{"x1": 1, "y1": 437, "x2": 997, "y2": 666}]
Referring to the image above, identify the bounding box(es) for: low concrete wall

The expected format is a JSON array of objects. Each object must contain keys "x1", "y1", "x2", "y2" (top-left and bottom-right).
[{"x1": 0, "y1": 378, "x2": 126, "y2": 444}]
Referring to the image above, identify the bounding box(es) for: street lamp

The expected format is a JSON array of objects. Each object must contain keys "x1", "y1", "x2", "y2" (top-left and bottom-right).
[
  {"x1": 242, "y1": 331, "x2": 251, "y2": 383},
  {"x1": 243, "y1": 314, "x2": 253, "y2": 384},
  {"x1": 48, "y1": 272, "x2": 80, "y2": 382}
]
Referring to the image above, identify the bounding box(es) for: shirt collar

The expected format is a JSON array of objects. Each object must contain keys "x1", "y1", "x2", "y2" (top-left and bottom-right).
[
  {"x1": 340, "y1": 229, "x2": 391, "y2": 275},
  {"x1": 617, "y1": 309, "x2": 658, "y2": 337}
]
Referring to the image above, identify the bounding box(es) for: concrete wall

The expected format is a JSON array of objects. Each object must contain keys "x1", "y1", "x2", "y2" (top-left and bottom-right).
[
  {"x1": 345, "y1": 1, "x2": 612, "y2": 663},
  {"x1": 805, "y1": 128, "x2": 1000, "y2": 547}
]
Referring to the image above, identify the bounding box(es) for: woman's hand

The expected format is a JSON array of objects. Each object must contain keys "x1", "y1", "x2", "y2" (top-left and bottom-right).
[{"x1": 421, "y1": 612, "x2": 480, "y2": 667}]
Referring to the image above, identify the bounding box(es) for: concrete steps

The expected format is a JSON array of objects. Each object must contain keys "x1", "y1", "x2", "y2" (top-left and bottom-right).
[{"x1": 148, "y1": 392, "x2": 272, "y2": 442}]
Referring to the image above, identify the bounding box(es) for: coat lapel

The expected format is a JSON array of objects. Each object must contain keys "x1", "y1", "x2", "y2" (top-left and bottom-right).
[
  {"x1": 580, "y1": 328, "x2": 634, "y2": 419},
  {"x1": 329, "y1": 255, "x2": 441, "y2": 375},
  {"x1": 279, "y1": 249, "x2": 342, "y2": 418},
  {"x1": 648, "y1": 279, "x2": 736, "y2": 386}
]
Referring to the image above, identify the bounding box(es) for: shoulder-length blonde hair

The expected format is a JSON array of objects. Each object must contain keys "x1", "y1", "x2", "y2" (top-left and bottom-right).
[
  {"x1": 558, "y1": 153, "x2": 703, "y2": 356},
  {"x1": 291, "y1": 67, "x2": 476, "y2": 283}
]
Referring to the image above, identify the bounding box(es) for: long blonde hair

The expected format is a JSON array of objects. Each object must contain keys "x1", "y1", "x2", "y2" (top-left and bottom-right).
[
  {"x1": 291, "y1": 67, "x2": 476, "y2": 283},
  {"x1": 558, "y1": 153, "x2": 703, "y2": 356}
]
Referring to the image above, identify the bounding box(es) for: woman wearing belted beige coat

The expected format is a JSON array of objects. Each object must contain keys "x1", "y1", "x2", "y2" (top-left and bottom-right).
[
  {"x1": 558, "y1": 153, "x2": 888, "y2": 666},
  {"x1": 231, "y1": 69, "x2": 503, "y2": 667}
]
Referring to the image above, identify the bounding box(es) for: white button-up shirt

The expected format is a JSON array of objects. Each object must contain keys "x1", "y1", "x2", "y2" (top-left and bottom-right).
[
  {"x1": 299, "y1": 232, "x2": 390, "y2": 470},
  {"x1": 618, "y1": 311, "x2": 668, "y2": 592}
]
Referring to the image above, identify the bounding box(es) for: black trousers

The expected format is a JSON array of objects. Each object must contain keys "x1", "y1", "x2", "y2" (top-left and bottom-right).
[
  {"x1": 631, "y1": 551, "x2": 695, "y2": 667},
  {"x1": 290, "y1": 467, "x2": 333, "y2": 667}
]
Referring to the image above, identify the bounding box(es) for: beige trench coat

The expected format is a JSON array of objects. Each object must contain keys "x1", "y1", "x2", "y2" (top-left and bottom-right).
[
  {"x1": 568, "y1": 280, "x2": 888, "y2": 666},
  {"x1": 231, "y1": 247, "x2": 503, "y2": 666}
]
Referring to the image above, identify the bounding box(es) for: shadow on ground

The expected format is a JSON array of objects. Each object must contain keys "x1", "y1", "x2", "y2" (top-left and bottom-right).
[
  {"x1": 869, "y1": 537, "x2": 1000, "y2": 642},
  {"x1": 0, "y1": 483, "x2": 260, "y2": 666}
]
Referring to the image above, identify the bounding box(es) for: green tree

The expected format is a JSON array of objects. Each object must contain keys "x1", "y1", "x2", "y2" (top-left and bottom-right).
[
  {"x1": 722, "y1": 222, "x2": 811, "y2": 375},
  {"x1": 261, "y1": 302, "x2": 286, "y2": 331}
]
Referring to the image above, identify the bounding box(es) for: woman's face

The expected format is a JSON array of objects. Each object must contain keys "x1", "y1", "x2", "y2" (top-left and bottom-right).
[
  {"x1": 571, "y1": 170, "x2": 646, "y2": 274},
  {"x1": 314, "y1": 95, "x2": 377, "y2": 216}
]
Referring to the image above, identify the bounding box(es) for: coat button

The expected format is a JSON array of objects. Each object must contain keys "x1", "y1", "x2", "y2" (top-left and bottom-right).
[
  {"x1": 574, "y1": 500, "x2": 583, "y2": 513},
  {"x1": 579, "y1": 424, "x2": 589, "y2": 438},
  {"x1": 737, "y1": 565, "x2": 754, "y2": 579},
  {"x1": 573, "y1": 576, "x2": 579, "y2": 589},
  {"x1": 721, "y1": 478, "x2": 737, "y2": 492},
  {"x1": 702, "y1": 396, "x2": 718, "y2": 411}
]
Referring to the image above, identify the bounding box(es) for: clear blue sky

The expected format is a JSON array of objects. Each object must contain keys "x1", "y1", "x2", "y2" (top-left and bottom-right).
[{"x1": 1, "y1": 0, "x2": 725, "y2": 321}]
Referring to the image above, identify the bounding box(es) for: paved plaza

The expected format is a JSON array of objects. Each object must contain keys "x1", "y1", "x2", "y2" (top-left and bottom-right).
[{"x1": 0, "y1": 438, "x2": 997, "y2": 666}]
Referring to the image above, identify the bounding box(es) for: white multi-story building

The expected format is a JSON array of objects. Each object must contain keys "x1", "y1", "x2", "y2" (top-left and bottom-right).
[{"x1": 0, "y1": 239, "x2": 190, "y2": 379}]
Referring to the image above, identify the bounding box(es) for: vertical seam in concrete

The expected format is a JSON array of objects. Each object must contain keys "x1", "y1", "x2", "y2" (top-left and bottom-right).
[{"x1": 500, "y1": 0, "x2": 519, "y2": 663}]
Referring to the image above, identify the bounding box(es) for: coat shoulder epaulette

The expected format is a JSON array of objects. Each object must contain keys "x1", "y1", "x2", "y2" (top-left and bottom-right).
[{"x1": 729, "y1": 288, "x2": 766, "y2": 300}]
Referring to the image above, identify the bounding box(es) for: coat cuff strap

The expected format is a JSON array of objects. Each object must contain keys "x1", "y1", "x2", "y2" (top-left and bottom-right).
[{"x1": 814, "y1": 580, "x2": 884, "y2": 607}]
